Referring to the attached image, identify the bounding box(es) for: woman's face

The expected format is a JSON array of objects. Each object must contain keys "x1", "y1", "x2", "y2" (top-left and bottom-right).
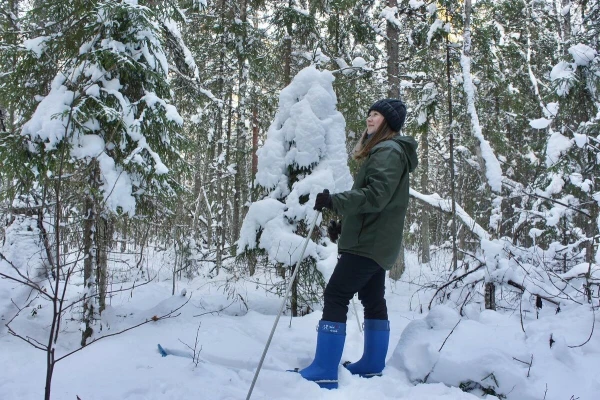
[{"x1": 366, "y1": 110, "x2": 384, "y2": 135}]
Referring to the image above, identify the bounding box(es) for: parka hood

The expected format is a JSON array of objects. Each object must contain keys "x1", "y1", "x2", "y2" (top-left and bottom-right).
[{"x1": 392, "y1": 135, "x2": 418, "y2": 173}]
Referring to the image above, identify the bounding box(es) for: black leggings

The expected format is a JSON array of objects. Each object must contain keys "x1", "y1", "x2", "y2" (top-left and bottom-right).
[{"x1": 322, "y1": 252, "x2": 388, "y2": 323}]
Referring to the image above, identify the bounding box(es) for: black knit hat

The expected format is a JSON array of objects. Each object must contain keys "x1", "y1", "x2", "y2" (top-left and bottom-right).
[{"x1": 368, "y1": 98, "x2": 407, "y2": 132}]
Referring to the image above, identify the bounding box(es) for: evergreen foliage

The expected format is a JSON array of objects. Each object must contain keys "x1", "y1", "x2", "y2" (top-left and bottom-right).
[{"x1": 1, "y1": 2, "x2": 599, "y2": 395}]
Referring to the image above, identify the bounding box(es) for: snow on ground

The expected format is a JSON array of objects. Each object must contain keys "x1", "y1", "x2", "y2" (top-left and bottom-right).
[{"x1": 1, "y1": 248, "x2": 599, "y2": 399}]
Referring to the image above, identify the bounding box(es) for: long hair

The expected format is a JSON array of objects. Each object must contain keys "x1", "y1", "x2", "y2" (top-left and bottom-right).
[{"x1": 352, "y1": 121, "x2": 397, "y2": 160}]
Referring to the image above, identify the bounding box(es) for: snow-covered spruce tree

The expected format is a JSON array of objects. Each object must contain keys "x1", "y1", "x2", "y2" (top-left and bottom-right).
[
  {"x1": 237, "y1": 66, "x2": 352, "y2": 316},
  {"x1": 15, "y1": 0, "x2": 183, "y2": 346}
]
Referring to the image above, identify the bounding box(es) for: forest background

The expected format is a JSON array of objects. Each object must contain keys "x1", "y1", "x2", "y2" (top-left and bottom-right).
[{"x1": 0, "y1": 0, "x2": 599, "y2": 399}]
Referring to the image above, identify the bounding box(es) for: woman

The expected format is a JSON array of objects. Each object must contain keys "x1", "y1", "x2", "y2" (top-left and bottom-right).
[{"x1": 297, "y1": 98, "x2": 418, "y2": 389}]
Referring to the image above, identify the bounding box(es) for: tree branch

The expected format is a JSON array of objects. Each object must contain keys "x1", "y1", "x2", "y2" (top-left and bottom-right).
[
  {"x1": 507, "y1": 280, "x2": 560, "y2": 306},
  {"x1": 428, "y1": 264, "x2": 485, "y2": 310},
  {"x1": 0, "y1": 252, "x2": 53, "y2": 301},
  {"x1": 54, "y1": 297, "x2": 191, "y2": 363}
]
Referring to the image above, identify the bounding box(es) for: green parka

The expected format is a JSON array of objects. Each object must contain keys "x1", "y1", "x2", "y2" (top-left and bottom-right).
[{"x1": 331, "y1": 135, "x2": 418, "y2": 270}]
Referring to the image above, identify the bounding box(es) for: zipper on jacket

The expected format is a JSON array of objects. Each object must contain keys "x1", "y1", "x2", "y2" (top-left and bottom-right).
[{"x1": 357, "y1": 216, "x2": 365, "y2": 243}]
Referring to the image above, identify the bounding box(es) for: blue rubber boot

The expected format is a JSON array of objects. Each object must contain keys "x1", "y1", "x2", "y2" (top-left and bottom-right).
[
  {"x1": 343, "y1": 319, "x2": 389, "y2": 377},
  {"x1": 294, "y1": 320, "x2": 346, "y2": 389}
]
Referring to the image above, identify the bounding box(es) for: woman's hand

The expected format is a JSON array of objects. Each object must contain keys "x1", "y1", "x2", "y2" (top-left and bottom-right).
[
  {"x1": 327, "y1": 220, "x2": 342, "y2": 243},
  {"x1": 314, "y1": 190, "x2": 333, "y2": 211}
]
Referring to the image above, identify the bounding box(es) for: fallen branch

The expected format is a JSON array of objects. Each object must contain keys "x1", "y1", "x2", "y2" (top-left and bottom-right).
[
  {"x1": 193, "y1": 299, "x2": 235, "y2": 317},
  {"x1": 507, "y1": 280, "x2": 560, "y2": 306},
  {"x1": 568, "y1": 303, "x2": 595, "y2": 349},
  {"x1": 439, "y1": 319, "x2": 461, "y2": 352},
  {"x1": 513, "y1": 354, "x2": 534, "y2": 377}
]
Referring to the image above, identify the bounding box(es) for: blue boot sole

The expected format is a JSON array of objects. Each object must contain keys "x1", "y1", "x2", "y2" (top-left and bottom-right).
[
  {"x1": 357, "y1": 372, "x2": 382, "y2": 378},
  {"x1": 343, "y1": 361, "x2": 383, "y2": 378},
  {"x1": 288, "y1": 368, "x2": 339, "y2": 389},
  {"x1": 315, "y1": 380, "x2": 338, "y2": 389}
]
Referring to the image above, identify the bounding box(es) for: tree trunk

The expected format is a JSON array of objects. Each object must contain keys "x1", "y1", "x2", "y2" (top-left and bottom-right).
[
  {"x1": 46, "y1": 142, "x2": 66, "y2": 400},
  {"x1": 121, "y1": 216, "x2": 127, "y2": 253},
  {"x1": 291, "y1": 265, "x2": 299, "y2": 317},
  {"x1": 214, "y1": 92, "x2": 224, "y2": 273},
  {"x1": 44, "y1": 349, "x2": 55, "y2": 400},
  {"x1": 284, "y1": 0, "x2": 293, "y2": 85},
  {"x1": 192, "y1": 132, "x2": 203, "y2": 201},
  {"x1": 389, "y1": 243, "x2": 405, "y2": 281},
  {"x1": 251, "y1": 104, "x2": 259, "y2": 202},
  {"x1": 289, "y1": 218, "x2": 307, "y2": 316},
  {"x1": 214, "y1": 0, "x2": 229, "y2": 274},
  {"x1": 172, "y1": 224, "x2": 178, "y2": 295},
  {"x1": 278, "y1": 0, "x2": 294, "y2": 282},
  {"x1": 96, "y1": 215, "x2": 109, "y2": 314},
  {"x1": 233, "y1": 0, "x2": 248, "y2": 243},
  {"x1": 561, "y1": 0, "x2": 571, "y2": 44},
  {"x1": 81, "y1": 160, "x2": 100, "y2": 346},
  {"x1": 420, "y1": 117, "x2": 431, "y2": 263},
  {"x1": 484, "y1": 281, "x2": 496, "y2": 310},
  {"x1": 2, "y1": 0, "x2": 19, "y2": 134},
  {"x1": 250, "y1": 10, "x2": 260, "y2": 205},
  {"x1": 446, "y1": 2, "x2": 458, "y2": 271},
  {"x1": 386, "y1": 0, "x2": 400, "y2": 98},
  {"x1": 38, "y1": 185, "x2": 56, "y2": 275},
  {"x1": 220, "y1": 92, "x2": 233, "y2": 253},
  {"x1": 248, "y1": 251, "x2": 257, "y2": 276},
  {"x1": 386, "y1": 0, "x2": 404, "y2": 276}
]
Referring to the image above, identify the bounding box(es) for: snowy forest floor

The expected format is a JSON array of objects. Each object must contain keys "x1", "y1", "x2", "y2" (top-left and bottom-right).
[{"x1": 1, "y1": 250, "x2": 598, "y2": 400}]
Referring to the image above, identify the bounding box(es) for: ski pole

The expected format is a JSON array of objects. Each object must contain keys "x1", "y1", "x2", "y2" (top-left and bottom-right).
[
  {"x1": 246, "y1": 210, "x2": 321, "y2": 400},
  {"x1": 351, "y1": 296, "x2": 363, "y2": 334}
]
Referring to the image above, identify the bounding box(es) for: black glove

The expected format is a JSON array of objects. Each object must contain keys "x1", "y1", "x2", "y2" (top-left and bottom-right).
[
  {"x1": 327, "y1": 220, "x2": 342, "y2": 243},
  {"x1": 314, "y1": 189, "x2": 333, "y2": 211}
]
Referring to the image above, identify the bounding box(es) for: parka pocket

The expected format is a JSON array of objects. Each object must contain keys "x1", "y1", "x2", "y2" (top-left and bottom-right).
[{"x1": 340, "y1": 215, "x2": 360, "y2": 247}]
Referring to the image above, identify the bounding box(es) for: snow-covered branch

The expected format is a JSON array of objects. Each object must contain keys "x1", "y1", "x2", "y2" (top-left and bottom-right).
[{"x1": 410, "y1": 188, "x2": 490, "y2": 240}]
